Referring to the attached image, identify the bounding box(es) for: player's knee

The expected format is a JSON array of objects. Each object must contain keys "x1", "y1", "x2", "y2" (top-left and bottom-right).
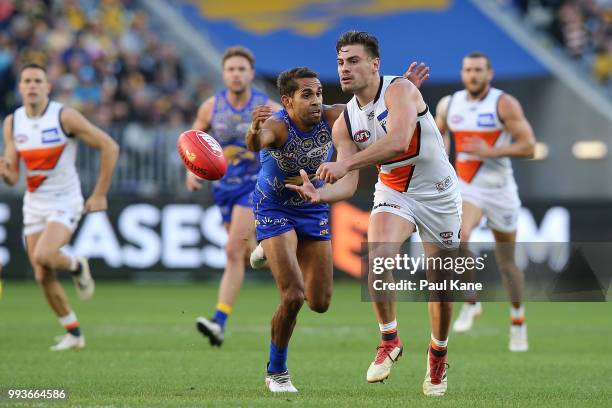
[
  {"x1": 281, "y1": 287, "x2": 305, "y2": 313},
  {"x1": 225, "y1": 240, "x2": 248, "y2": 264},
  {"x1": 460, "y1": 227, "x2": 473, "y2": 243},
  {"x1": 498, "y1": 260, "x2": 519, "y2": 276},
  {"x1": 33, "y1": 248, "x2": 54, "y2": 269},
  {"x1": 308, "y1": 294, "x2": 331, "y2": 313}
]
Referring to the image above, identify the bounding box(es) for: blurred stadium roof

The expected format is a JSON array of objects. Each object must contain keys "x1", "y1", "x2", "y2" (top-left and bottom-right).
[{"x1": 178, "y1": 0, "x2": 550, "y2": 83}]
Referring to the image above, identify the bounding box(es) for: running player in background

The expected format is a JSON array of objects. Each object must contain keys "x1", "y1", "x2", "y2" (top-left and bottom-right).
[
  {"x1": 186, "y1": 46, "x2": 281, "y2": 347},
  {"x1": 0, "y1": 63, "x2": 119, "y2": 351},
  {"x1": 290, "y1": 31, "x2": 461, "y2": 396},
  {"x1": 435, "y1": 52, "x2": 535, "y2": 351}
]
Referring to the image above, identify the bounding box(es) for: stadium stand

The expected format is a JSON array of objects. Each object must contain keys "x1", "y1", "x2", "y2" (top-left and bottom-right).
[
  {"x1": 0, "y1": 0, "x2": 215, "y2": 196},
  {"x1": 505, "y1": 0, "x2": 612, "y2": 91}
]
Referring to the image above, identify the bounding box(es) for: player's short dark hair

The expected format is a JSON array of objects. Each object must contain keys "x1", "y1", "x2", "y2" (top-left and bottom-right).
[
  {"x1": 336, "y1": 31, "x2": 380, "y2": 59},
  {"x1": 464, "y1": 52, "x2": 492, "y2": 69},
  {"x1": 222, "y1": 46, "x2": 255, "y2": 68},
  {"x1": 276, "y1": 67, "x2": 319, "y2": 97},
  {"x1": 19, "y1": 62, "x2": 47, "y2": 77}
]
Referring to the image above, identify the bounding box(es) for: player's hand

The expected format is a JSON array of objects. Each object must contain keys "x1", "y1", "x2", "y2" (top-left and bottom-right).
[
  {"x1": 285, "y1": 169, "x2": 321, "y2": 203},
  {"x1": 251, "y1": 105, "x2": 273, "y2": 132},
  {"x1": 463, "y1": 137, "x2": 493, "y2": 158},
  {"x1": 316, "y1": 161, "x2": 349, "y2": 184},
  {"x1": 185, "y1": 171, "x2": 203, "y2": 191},
  {"x1": 403, "y1": 62, "x2": 430, "y2": 89},
  {"x1": 84, "y1": 194, "x2": 107, "y2": 213}
]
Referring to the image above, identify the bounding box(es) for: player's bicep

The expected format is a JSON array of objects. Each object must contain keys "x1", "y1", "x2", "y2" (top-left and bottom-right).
[
  {"x1": 435, "y1": 95, "x2": 450, "y2": 134},
  {"x1": 61, "y1": 108, "x2": 117, "y2": 150},
  {"x1": 259, "y1": 117, "x2": 283, "y2": 149},
  {"x1": 499, "y1": 95, "x2": 535, "y2": 144},
  {"x1": 193, "y1": 97, "x2": 214, "y2": 131},
  {"x1": 385, "y1": 82, "x2": 418, "y2": 142},
  {"x1": 332, "y1": 114, "x2": 357, "y2": 161}
]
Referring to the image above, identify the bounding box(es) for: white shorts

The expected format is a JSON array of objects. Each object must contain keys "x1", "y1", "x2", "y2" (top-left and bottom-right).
[
  {"x1": 23, "y1": 193, "x2": 84, "y2": 236},
  {"x1": 371, "y1": 182, "x2": 463, "y2": 248},
  {"x1": 458, "y1": 179, "x2": 521, "y2": 233}
]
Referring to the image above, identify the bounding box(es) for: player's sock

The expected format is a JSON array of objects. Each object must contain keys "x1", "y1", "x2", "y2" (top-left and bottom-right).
[
  {"x1": 267, "y1": 342, "x2": 288, "y2": 373},
  {"x1": 213, "y1": 303, "x2": 232, "y2": 330},
  {"x1": 430, "y1": 334, "x2": 448, "y2": 357},
  {"x1": 62, "y1": 249, "x2": 81, "y2": 276},
  {"x1": 510, "y1": 305, "x2": 525, "y2": 326},
  {"x1": 59, "y1": 311, "x2": 81, "y2": 337},
  {"x1": 379, "y1": 319, "x2": 398, "y2": 342}
]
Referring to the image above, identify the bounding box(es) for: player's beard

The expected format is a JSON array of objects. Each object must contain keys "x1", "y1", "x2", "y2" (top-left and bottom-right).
[{"x1": 467, "y1": 81, "x2": 488, "y2": 98}]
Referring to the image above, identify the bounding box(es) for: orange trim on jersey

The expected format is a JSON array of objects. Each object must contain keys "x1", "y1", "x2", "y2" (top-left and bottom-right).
[
  {"x1": 26, "y1": 175, "x2": 48, "y2": 192},
  {"x1": 382, "y1": 122, "x2": 421, "y2": 165},
  {"x1": 379, "y1": 165, "x2": 414, "y2": 192},
  {"x1": 453, "y1": 130, "x2": 502, "y2": 183},
  {"x1": 19, "y1": 144, "x2": 66, "y2": 171}
]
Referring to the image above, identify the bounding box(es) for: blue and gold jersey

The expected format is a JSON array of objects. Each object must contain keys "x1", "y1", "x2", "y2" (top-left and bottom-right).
[
  {"x1": 209, "y1": 88, "x2": 269, "y2": 194},
  {"x1": 254, "y1": 109, "x2": 333, "y2": 209}
]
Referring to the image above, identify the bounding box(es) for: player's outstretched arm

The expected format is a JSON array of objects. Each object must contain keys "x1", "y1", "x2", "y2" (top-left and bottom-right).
[
  {"x1": 290, "y1": 114, "x2": 359, "y2": 202},
  {"x1": 246, "y1": 105, "x2": 280, "y2": 152},
  {"x1": 0, "y1": 115, "x2": 20, "y2": 186},
  {"x1": 462, "y1": 94, "x2": 535, "y2": 159},
  {"x1": 403, "y1": 61, "x2": 430, "y2": 89},
  {"x1": 61, "y1": 107, "x2": 119, "y2": 212}
]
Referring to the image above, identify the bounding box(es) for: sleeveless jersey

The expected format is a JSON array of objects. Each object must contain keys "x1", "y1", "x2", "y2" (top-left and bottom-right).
[
  {"x1": 208, "y1": 88, "x2": 268, "y2": 193},
  {"x1": 12, "y1": 100, "x2": 82, "y2": 197},
  {"x1": 447, "y1": 88, "x2": 515, "y2": 188},
  {"x1": 254, "y1": 109, "x2": 333, "y2": 208},
  {"x1": 345, "y1": 76, "x2": 457, "y2": 199}
]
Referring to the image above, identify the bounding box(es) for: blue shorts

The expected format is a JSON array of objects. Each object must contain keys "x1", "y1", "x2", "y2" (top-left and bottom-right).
[
  {"x1": 213, "y1": 186, "x2": 254, "y2": 224},
  {"x1": 254, "y1": 203, "x2": 331, "y2": 242}
]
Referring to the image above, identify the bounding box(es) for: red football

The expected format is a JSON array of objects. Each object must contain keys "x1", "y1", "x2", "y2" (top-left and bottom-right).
[{"x1": 177, "y1": 130, "x2": 227, "y2": 180}]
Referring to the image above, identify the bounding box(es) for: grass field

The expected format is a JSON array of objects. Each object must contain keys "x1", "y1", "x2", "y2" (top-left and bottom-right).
[{"x1": 0, "y1": 280, "x2": 610, "y2": 407}]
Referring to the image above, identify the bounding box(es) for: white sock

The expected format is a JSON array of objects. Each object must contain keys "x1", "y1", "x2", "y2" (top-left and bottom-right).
[
  {"x1": 59, "y1": 311, "x2": 78, "y2": 327},
  {"x1": 431, "y1": 334, "x2": 448, "y2": 348},
  {"x1": 378, "y1": 319, "x2": 397, "y2": 333}
]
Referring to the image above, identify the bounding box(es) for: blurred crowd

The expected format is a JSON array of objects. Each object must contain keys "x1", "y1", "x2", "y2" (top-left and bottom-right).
[
  {"x1": 510, "y1": 0, "x2": 612, "y2": 86},
  {"x1": 0, "y1": 0, "x2": 214, "y2": 195}
]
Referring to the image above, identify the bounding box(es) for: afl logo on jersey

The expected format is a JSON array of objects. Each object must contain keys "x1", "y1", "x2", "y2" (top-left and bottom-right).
[
  {"x1": 450, "y1": 115, "x2": 463, "y2": 125},
  {"x1": 353, "y1": 129, "x2": 371, "y2": 143},
  {"x1": 15, "y1": 134, "x2": 28, "y2": 144}
]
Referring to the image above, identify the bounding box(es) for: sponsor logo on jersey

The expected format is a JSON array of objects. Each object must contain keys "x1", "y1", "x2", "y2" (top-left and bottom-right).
[
  {"x1": 377, "y1": 110, "x2": 388, "y2": 132},
  {"x1": 450, "y1": 114, "x2": 463, "y2": 124},
  {"x1": 320, "y1": 229, "x2": 329, "y2": 235},
  {"x1": 367, "y1": 111, "x2": 375, "y2": 120},
  {"x1": 435, "y1": 176, "x2": 453, "y2": 192},
  {"x1": 477, "y1": 113, "x2": 495, "y2": 127},
  {"x1": 373, "y1": 202, "x2": 400, "y2": 210},
  {"x1": 353, "y1": 129, "x2": 371, "y2": 143},
  {"x1": 319, "y1": 218, "x2": 328, "y2": 226},
  {"x1": 41, "y1": 128, "x2": 60, "y2": 144}
]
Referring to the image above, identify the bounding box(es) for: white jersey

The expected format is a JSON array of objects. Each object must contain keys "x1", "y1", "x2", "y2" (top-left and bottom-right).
[
  {"x1": 345, "y1": 76, "x2": 457, "y2": 200},
  {"x1": 12, "y1": 100, "x2": 82, "y2": 199},
  {"x1": 447, "y1": 88, "x2": 515, "y2": 188}
]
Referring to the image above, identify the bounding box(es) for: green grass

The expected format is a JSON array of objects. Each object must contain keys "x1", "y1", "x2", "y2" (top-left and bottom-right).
[{"x1": 0, "y1": 281, "x2": 610, "y2": 407}]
